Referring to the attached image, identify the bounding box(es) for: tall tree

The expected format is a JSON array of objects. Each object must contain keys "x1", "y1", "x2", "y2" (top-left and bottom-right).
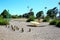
[
  {"x1": 47, "y1": 7, "x2": 58, "y2": 19},
  {"x1": 22, "y1": 13, "x2": 29, "y2": 18},
  {"x1": 36, "y1": 11, "x2": 44, "y2": 18},
  {"x1": 58, "y1": 2, "x2": 60, "y2": 16},
  {"x1": 1, "y1": 9, "x2": 11, "y2": 18},
  {"x1": 28, "y1": 11, "x2": 34, "y2": 16},
  {"x1": 18, "y1": 15, "x2": 22, "y2": 18},
  {"x1": 44, "y1": 7, "x2": 47, "y2": 17},
  {"x1": 28, "y1": 8, "x2": 34, "y2": 17}
]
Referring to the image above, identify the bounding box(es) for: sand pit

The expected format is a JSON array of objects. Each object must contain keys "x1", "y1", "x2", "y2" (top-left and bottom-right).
[{"x1": 0, "y1": 19, "x2": 60, "y2": 40}]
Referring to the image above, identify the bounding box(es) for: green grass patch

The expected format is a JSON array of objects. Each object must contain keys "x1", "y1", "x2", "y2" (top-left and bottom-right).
[{"x1": 0, "y1": 17, "x2": 9, "y2": 25}]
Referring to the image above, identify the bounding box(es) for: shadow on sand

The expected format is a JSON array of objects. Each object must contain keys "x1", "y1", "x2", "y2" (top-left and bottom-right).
[
  {"x1": 27, "y1": 25, "x2": 48, "y2": 27},
  {"x1": 55, "y1": 26, "x2": 60, "y2": 28}
]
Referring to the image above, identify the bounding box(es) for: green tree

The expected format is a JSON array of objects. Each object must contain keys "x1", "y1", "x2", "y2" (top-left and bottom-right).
[
  {"x1": 36, "y1": 11, "x2": 44, "y2": 18},
  {"x1": 0, "y1": 15, "x2": 3, "y2": 18},
  {"x1": 22, "y1": 13, "x2": 29, "y2": 18},
  {"x1": 28, "y1": 8, "x2": 34, "y2": 16},
  {"x1": 28, "y1": 11, "x2": 34, "y2": 16},
  {"x1": 30, "y1": 8, "x2": 33, "y2": 12},
  {"x1": 58, "y1": 2, "x2": 60, "y2": 16},
  {"x1": 22, "y1": 11, "x2": 34, "y2": 18},
  {"x1": 1, "y1": 9, "x2": 11, "y2": 18},
  {"x1": 18, "y1": 15, "x2": 22, "y2": 18},
  {"x1": 26, "y1": 15, "x2": 35, "y2": 22},
  {"x1": 22, "y1": 8, "x2": 34, "y2": 18},
  {"x1": 11, "y1": 15, "x2": 19, "y2": 18},
  {"x1": 47, "y1": 7, "x2": 58, "y2": 19}
]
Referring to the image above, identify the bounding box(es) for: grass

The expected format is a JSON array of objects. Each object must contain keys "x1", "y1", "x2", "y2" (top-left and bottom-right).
[{"x1": 0, "y1": 17, "x2": 9, "y2": 25}]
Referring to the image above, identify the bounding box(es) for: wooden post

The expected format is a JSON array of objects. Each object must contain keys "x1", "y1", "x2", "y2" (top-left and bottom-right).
[{"x1": 29, "y1": 28, "x2": 31, "y2": 32}]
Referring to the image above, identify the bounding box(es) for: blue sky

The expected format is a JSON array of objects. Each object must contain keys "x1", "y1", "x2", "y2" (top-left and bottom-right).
[{"x1": 0, "y1": 0, "x2": 60, "y2": 16}]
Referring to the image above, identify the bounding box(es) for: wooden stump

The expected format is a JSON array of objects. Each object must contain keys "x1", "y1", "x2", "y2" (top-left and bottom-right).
[{"x1": 29, "y1": 28, "x2": 31, "y2": 32}]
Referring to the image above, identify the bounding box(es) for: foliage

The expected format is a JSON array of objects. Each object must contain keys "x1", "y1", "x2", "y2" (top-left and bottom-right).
[
  {"x1": 1, "y1": 9, "x2": 11, "y2": 18},
  {"x1": 11, "y1": 15, "x2": 19, "y2": 18},
  {"x1": 18, "y1": 15, "x2": 22, "y2": 18},
  {"x1": 0, "y1": 17, "x2": 9, "y2": 25},
  {"x1": 56, "y1": 21, "x2": 60, "y2": 27},
  {"x1": 22, "y1": 8, "x2": 34, "y2": 18},
  {"x1": 0, "y1": 15, "x2": 3, "y2": 18},
  {"x1": 49, "y1": 19, "x2": 57, "y2": 25},
  {"x1": 49, "y1": 19, "x2": 60, "y2": 27},
  {"x1": 22, "y1": 11, "x2": 34, "y2": 18},
  {"x1": 26, "y1": 16, "x2": 35, "y2": 22},
  {"x1": 58, "y1": 2, "x2": 60, "y2": 17},
  {"x1": 36, "y1": 11, "x2": 44, "y2": 18},
  {"x1": 43, "y1": 16, "x2": 50, "y2": 22},
  {"x1": 47, "y1": 7, "x2": 58, "y2": 19},
  {"x1": 58, "y1": 2, "x2": 60, "y2": 5},
  {"x1": 30, "y1": 8, "x2": 33, "y2": 12},
  {"x1": 28, "y1": 11, "x2": 34, "y2": 16},
  {"x1": 12, "y1": 15, "x2": 23, "y2": 18},
  {"x1": 28, "y1": 8, "x2": 34, "y2": 16},
  {"x1": 22, "y1": 13, "x2": 29, "y2": 18}
]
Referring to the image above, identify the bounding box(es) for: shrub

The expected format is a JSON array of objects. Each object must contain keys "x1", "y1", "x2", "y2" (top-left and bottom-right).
[
  {"x1": 43, "y1": 19, "x2": 49, "y2": 22},
  {"x1": 49, "y1": 20, "x2": 57, "y2": 25},
  {"x1": 43, "y1": 16, "x2": 50, "y2": 22},
  {"x1": 0, "y1": 17, "x2": 9, "y2": 25},
  {"x1": 56, "y1": 21, "x2": 60, "y2": 27},
  {"x1": 26, "y1": 16, "x2": 35, "y2": 22}
]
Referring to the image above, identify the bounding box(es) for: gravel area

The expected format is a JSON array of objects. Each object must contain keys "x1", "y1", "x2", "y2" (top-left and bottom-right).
[{"x1": 0, "y1": 19, "x2": 60, "y2": 40}]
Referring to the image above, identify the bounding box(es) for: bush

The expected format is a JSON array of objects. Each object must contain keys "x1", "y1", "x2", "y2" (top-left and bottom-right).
[
  {"x1": 43, "y1": 16, "x2": 50, "y2": 22},
  {"x1": 43, "y1": 19, "x2": 49, "y2": 22},
  {"x1": 56, "y1": 21, "x2": 60, "y2": 27},
  {"x1": 0, "y1": 17, "x2": 9, "y2": 25},
  {"x1": 26, "y1": 16, "x2": 35, "y2": 22},
  {"x1": 49, "y1": 20, "x2": 57, "y2": 25}
]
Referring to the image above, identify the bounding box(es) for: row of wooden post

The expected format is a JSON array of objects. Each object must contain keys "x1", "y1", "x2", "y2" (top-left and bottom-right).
[{"x1": 6, "y1": 25, "x2": 31, "y2": 32}]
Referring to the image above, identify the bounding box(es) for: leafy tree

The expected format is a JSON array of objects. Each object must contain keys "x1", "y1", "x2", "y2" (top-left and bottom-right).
[
  {"x1": 22, "y1": 13, "x2": 29, "y2": 18},
  {"x1": 43, "y1": 16, "x2": 50, "y2": 22},
  {"x1": 36, "y1": 11, "x2": 44, "y2": 18},
  {"x1": 22, "y1": 8, "x2": 34, "y2": 18},
  {"x1": 0, "y1": 15, "x2": 3, "y2": 18},
  {"x1": 41, "y1": 14, "x2": 44, "y2": 19},
  {"x1": 30, "y1": 8, "x2": 33, "y2": 12},
  {"x1": 47, "y1": 7, "x2": 58, "y2": 19},
  {"x1": 28, "y1": 8, "x2": 34, "y2": 16},
  {"x1": 18, "y1": 15, "x2": 22, "y2": 18},
  {"x1": 52, "y1": 7, "x2": 58, "y2": 17},
  {"x1": 26, "y1": 15, "x2": 35, "y2": 22},
  {"x1": 11, "y1": 15, "x2": 19, "y2": 18},
  {"x1": 58, "y1": 2, "x2": 60, "y2": 5},
  {"x1": 28, "y1": 11, "x2": 34, "y2": 16},
  {"x1": 58, "y1": 2, "x2": 60, "y2": 16},
  {"x1": 22, "y1": 11, "x2": 34, "y2": 18},
  {"x1": 1, "y1": 9, "x2": 11, "y2": 18}
]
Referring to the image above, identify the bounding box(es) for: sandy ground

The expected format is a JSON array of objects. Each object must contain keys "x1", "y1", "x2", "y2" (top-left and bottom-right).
[{"x1": 0, "y1": 19, "x2": 60, "y2": 40}]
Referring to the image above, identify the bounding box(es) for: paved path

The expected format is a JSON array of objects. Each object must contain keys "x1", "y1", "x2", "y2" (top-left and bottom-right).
[{"x1": 0, "y1": 20, "x2": 60, "y2": 40}]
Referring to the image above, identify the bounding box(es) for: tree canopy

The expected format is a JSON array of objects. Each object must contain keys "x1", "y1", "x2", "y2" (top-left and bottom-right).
[
  {"x1": 1, "y1": 9, "x2": 11, "y2": 18},
  {"x1": 47, "y1": 7, "x2": 58, "y2": 19},
  {"x1": 36, "y1": 11, "x2": 44, "y2": 18}
]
